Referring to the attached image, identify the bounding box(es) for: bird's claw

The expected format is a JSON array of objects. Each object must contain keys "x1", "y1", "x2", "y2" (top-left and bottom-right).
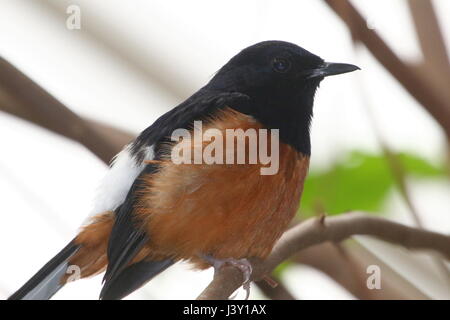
[{"x1": 202, "y1": 255, "x2": 253, "y2": 300}]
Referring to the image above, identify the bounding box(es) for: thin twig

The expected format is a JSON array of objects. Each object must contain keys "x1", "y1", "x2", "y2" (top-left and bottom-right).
[
  {"x1": 351, "y1": 45, "x2": 450, "y2": 284},
  {"x1": 255, "y1": 280, "x2": 295, "y2": 300},
  {"x1": 293, "y1": 241, "x2": 430, "y2": 300},
  {"x1": 407, "y1": 0, "x2": 450, "y2": 80},
  {"x1": 323, "y1": 0, "x2": 450, "y2": 140}
]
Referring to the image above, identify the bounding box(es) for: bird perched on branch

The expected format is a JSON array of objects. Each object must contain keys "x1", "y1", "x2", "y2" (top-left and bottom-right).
[{"x1": 9, "y1": 40, "x2": 359, "y2": 300}]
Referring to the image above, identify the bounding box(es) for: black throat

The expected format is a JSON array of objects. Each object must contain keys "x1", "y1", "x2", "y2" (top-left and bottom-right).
[{"x1": 229, "y1": 85, "x2": 316, "y2": 156}]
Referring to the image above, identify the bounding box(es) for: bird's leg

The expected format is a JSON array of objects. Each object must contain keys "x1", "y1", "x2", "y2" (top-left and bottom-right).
[{"x1": 201, "y1": 255, "x2": 253, "y2": 300}]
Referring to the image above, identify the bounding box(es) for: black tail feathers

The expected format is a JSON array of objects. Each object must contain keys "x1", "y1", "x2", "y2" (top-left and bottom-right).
[{"x1": 8, "y1": 240, "x2": 80, "y2": 300}]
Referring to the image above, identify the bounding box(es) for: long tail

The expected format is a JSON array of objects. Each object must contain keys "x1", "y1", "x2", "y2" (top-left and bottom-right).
[
  {"x1": 8, "y1": 211, "x2": 173, "y2": 300},
  {"x1": 8, "y1": 241, "x2": 80, "y2": 300},
  {"x1": 9, "y1": 212, "x2": 115, "y2": 300}
]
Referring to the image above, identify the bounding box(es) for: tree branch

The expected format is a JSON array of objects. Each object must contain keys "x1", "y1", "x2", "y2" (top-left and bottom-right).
[
  {"x1": 197, "y1": 212, "x2": 450, "y2": 300},
  {"x1": 254, "y1": 278, "x2": 295, "y2": 300},
  {"x1": 293, "y1": 241, "x2": 430, "y2": 299},
  {"x1": 0, "y1": 57, "x2": 130, "y2": 163},
  {"x1": 323, "y1": 0, "x2": 450, "y2": 140},
  {"x1": 407, "y1": 0, "x2": 450, "y2": 76}
]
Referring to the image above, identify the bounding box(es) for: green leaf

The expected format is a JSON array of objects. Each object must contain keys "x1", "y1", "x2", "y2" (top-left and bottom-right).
[
  {"x1": 299, "y1": 151, "x2": 446, "y2": 217},
  {"x1": 397, "y1": 152, "x2": 446, "y2": 177}
]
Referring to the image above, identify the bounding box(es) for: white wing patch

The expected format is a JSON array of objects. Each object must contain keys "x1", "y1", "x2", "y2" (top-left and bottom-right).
[{"x1": 86, "y1": 144, "x2": 154, "y2": 222}]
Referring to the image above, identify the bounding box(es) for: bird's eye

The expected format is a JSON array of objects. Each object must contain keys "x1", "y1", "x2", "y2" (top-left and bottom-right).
[{"x1": 272, "y1": 58, "x2": 291, "y2": 73}]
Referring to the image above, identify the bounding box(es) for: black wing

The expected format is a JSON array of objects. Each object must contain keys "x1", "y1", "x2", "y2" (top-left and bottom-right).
[
  {"x1": 100, "y1": 90, "x2": 249, "y2": 299},
  {"x1": 130, "y1": 90, "x2": 250, "y2": 161},
  {"x1": 100, "y1": 259, "x2": 174, "y2": 300}
]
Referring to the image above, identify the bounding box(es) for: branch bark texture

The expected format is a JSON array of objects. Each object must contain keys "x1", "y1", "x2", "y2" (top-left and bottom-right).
[{"x1": 197, "y1": 212, "x2": 450, "y2": 300}]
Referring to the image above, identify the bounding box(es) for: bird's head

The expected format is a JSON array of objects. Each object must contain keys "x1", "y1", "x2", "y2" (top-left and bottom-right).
[
  {"x1": 207, "y1": 40, "x2": 360, "y2": 154},
  {"x1": 209, "y1": 40, "x2": 359, "y2": 101}
]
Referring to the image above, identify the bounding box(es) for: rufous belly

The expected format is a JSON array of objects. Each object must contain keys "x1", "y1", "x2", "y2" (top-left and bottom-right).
[{"x1": 135, "y1": 109, "x2": 309, "y2": 265}]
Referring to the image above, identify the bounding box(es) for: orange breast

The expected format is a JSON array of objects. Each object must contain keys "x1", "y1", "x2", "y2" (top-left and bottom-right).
[{"x1": 135, "y1": 108, "x2": 309, "y2": 265}]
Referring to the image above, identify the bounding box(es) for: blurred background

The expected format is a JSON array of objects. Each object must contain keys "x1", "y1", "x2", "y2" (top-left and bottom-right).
[{"x1": 0, "y1": 0, "x2": 449, "y2": 299}]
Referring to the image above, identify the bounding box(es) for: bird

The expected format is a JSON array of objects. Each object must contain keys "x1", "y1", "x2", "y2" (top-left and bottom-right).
[{"x1": 8, "y1": 40, "x2": 359, "y2": 300}]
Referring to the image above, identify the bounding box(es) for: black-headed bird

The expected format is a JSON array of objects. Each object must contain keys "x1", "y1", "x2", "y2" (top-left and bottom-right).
[{"x1": 9, "y1": 40, "x2": 359, "y2": 300}]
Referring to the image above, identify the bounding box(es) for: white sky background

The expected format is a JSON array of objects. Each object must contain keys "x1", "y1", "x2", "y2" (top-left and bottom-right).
[{"x1": 0, "y1": 0, "x2": 449, "y2": 299}]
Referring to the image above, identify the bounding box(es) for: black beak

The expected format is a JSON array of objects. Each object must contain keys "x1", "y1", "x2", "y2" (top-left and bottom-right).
[{"x1": 308, "y1": 62, "x2": 360, "y2": 79}]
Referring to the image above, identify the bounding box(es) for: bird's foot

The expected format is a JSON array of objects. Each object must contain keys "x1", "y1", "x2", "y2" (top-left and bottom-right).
[{"x1": 201, "y1": 255, "x2": 253, "y2": 300}]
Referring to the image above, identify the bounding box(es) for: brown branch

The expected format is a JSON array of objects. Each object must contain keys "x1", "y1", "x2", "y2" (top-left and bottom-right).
[
  {"x1": 255, "y1": 280, "x2": 295, "y2": 300},
  {"x1": 197, "y1": 212, "x2": 450, "y2": 300},
  {"x1": 0, "y1": 57, "x2": 133, "y2": 164},
  {"x1": 293, "y1": 242, "x2": 430, "y2": 299},
  {"x1": 323, "y1": 0, "x2": 450, "y2": 140},
  {"x1": 407, "y1": 0, "x2": 450, "y2": 75},
  {"x1": 84, "y1": 118, "x2": 135, "y2": 151},
  {"x1": 355, "y1": 64, "x2": 450, "y2": 283},
  {"x1": 380, "y1": 143, "x2": 450, "y2": 284},
  {"x1": 407, "y1": 0, "x2": 450, "y2": 129}
]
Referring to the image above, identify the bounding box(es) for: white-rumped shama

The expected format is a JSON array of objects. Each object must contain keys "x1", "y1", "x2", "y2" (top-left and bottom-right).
[{"x1": 9, "y1": 40, "x2": 359, "y2": 300}]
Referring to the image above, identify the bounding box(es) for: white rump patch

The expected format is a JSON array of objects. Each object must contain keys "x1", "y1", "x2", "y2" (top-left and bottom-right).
[{"x1": 85, "y1": 144, "x2": 154, "y2": 222}]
